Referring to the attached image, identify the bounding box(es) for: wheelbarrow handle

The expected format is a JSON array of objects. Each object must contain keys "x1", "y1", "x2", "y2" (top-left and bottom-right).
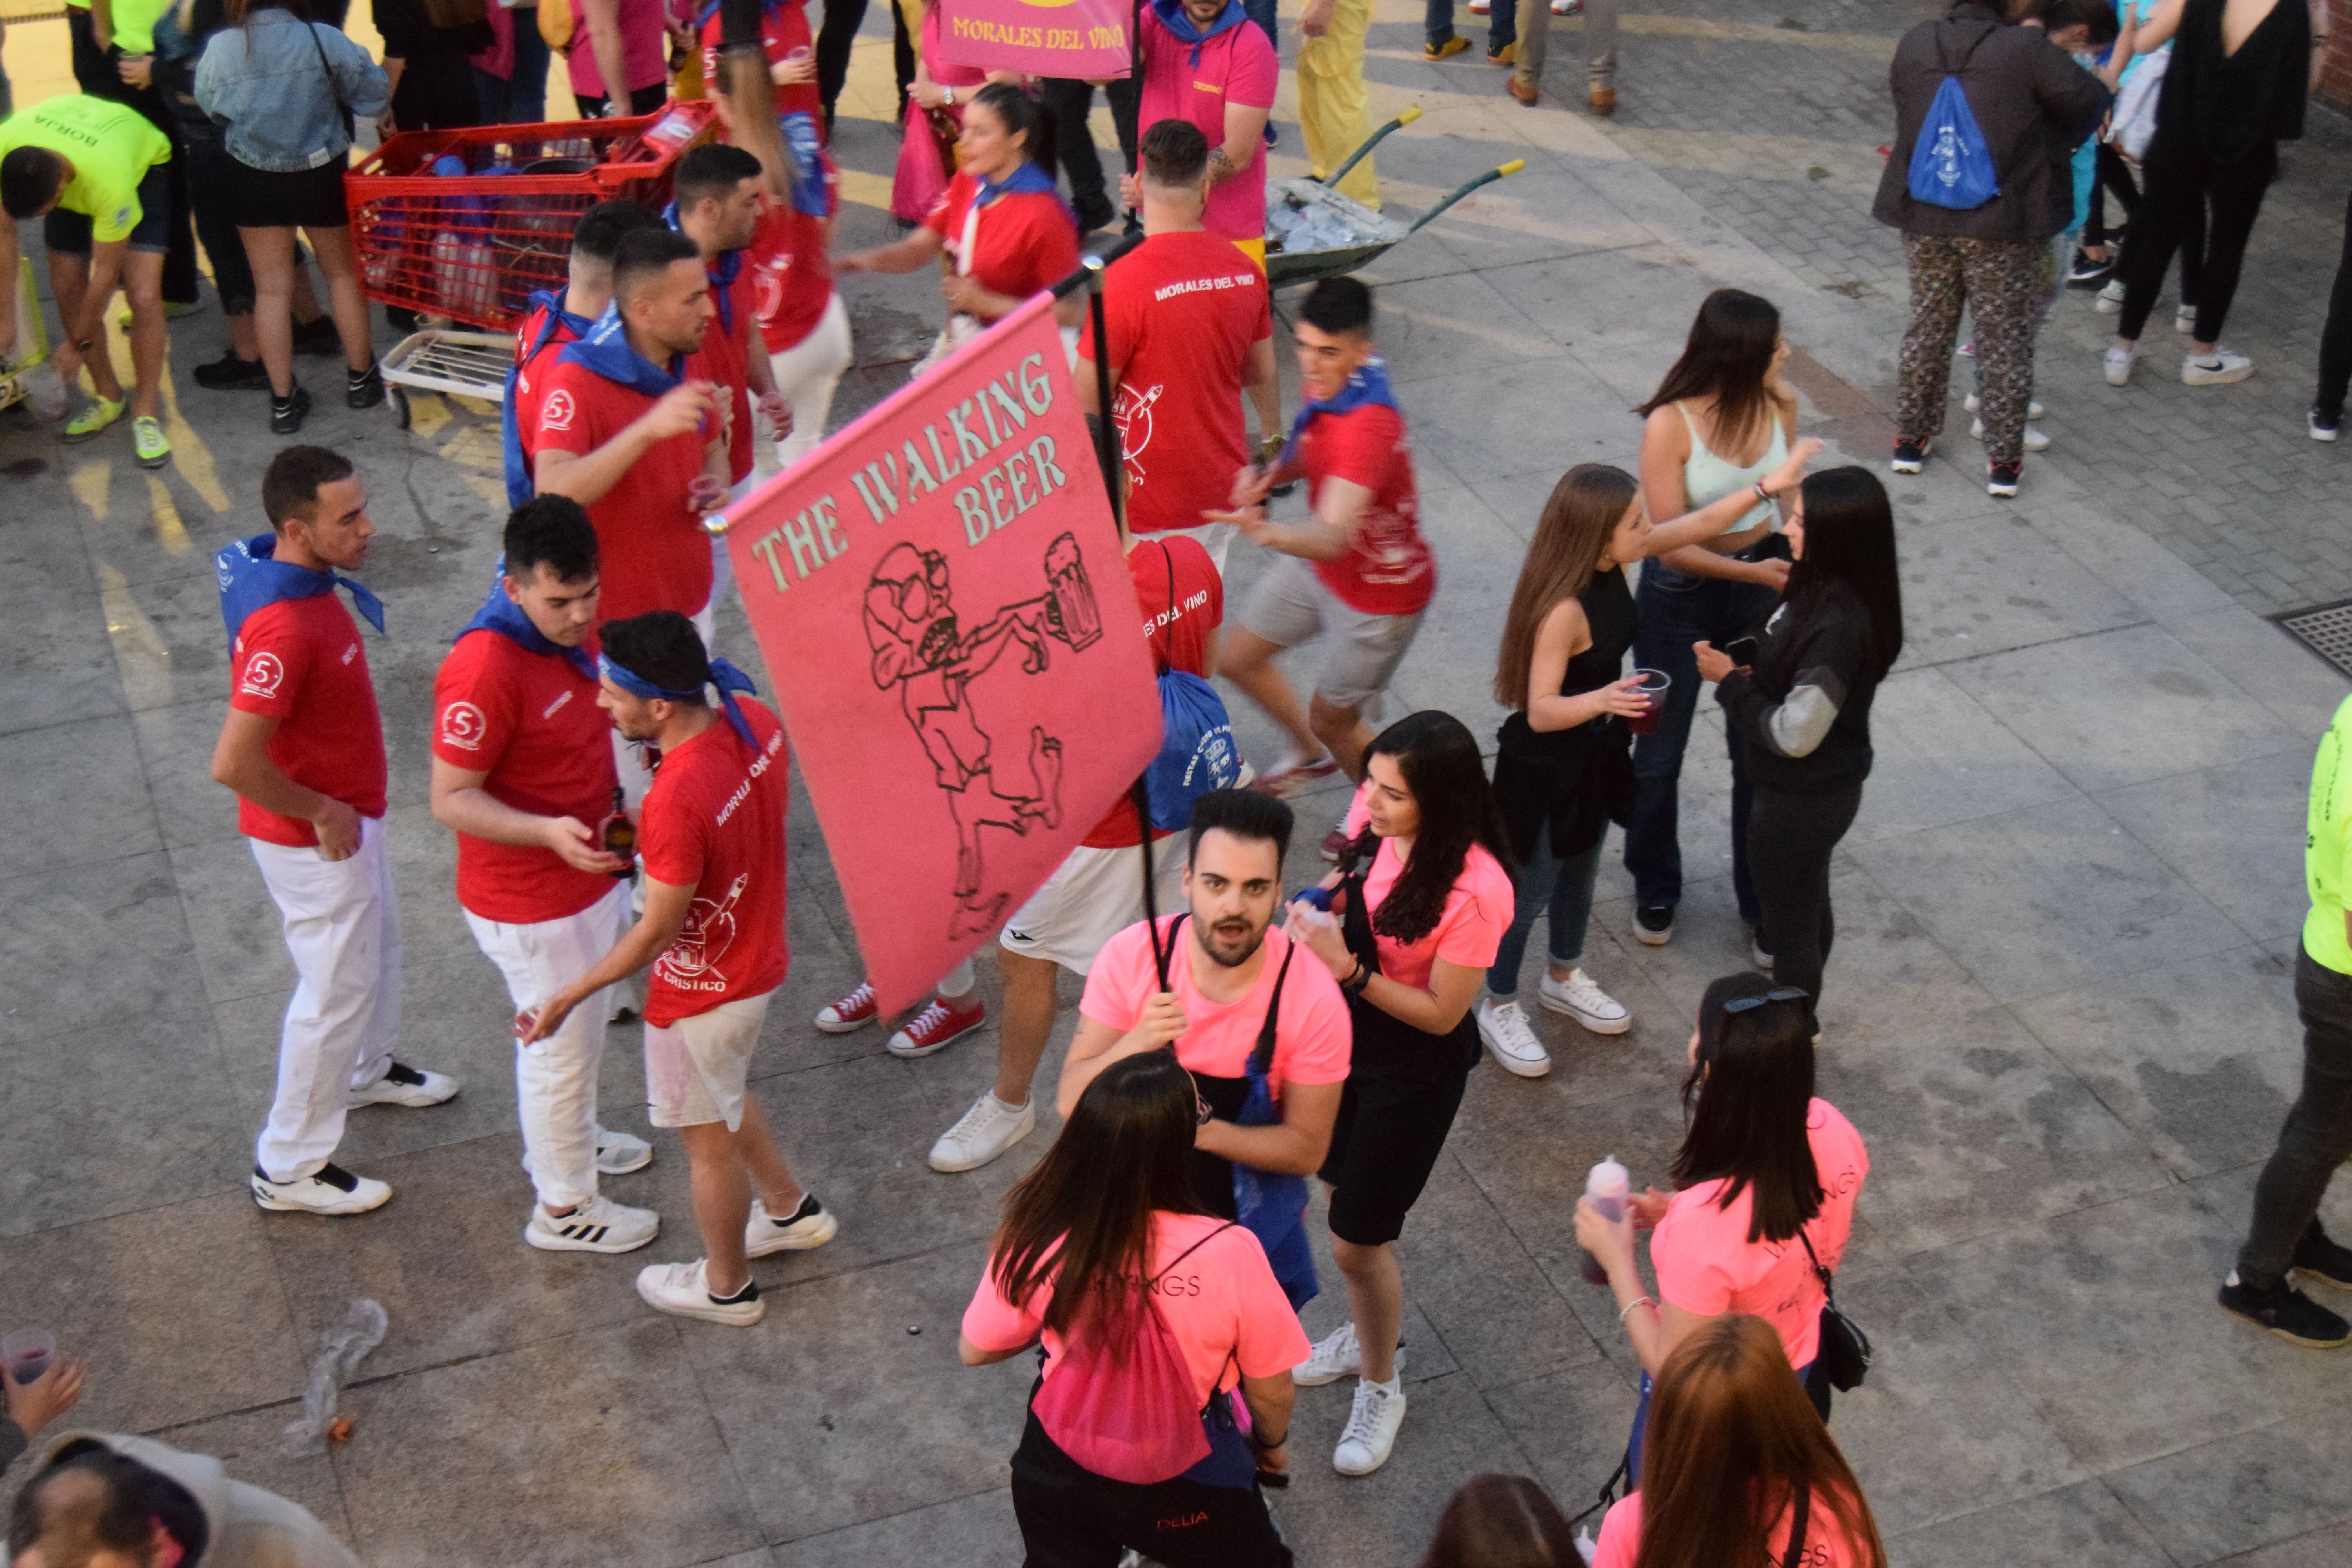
[
  {"x1": 1317, "y1": 105, "x2": 1423, "y2": 192},
  {"x1": 1403, "y1": 158, "x2": 1527, "y2": 237}
]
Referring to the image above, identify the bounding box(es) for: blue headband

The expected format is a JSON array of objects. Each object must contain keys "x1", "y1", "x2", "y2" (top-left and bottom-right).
[{"x1": 599, "y1": 651, "x2": 759, "y2": 749}]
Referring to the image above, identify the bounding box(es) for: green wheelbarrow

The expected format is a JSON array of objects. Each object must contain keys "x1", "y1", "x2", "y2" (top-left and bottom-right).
[{"x1": 1264, "y1": 107, "x2": 1527, "y2": 287}]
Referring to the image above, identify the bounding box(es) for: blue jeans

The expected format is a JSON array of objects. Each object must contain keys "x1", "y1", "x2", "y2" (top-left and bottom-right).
[
  {"x1": 1488, "y1": 831, "x2": 1602, "y2": 996},
  {"x1": 1243, "y1": 0, "x2": 1279, "y2": 47},
  {"x1": 1624, "y1": 563, "x2": 1774, "y2": 921},
  {"x1": 1426, "y1": 0, "x2": 1455, "y2": 45}
]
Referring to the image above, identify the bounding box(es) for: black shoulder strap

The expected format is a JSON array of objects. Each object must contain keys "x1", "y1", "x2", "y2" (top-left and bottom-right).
[
  {"x1": 1783, "y1": 1477, "x2": 1812, "y2": 1568},
  {"x1": 1797, "y1": 1228, "x2": 1837, "y2": 1304},
  {"x1": 1247, "y1": 939, "x2": 1297, "y2": 1079},
  {"x1": 1154, "y1": 541, "x2": 1177, "y2": 678},
  {"x1": 1149, "y1": 1220, "x2": 1238, "y2": 1285}
]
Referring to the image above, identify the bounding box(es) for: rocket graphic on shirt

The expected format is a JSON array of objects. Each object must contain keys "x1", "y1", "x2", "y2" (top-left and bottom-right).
[{"x1": 658, "y1": 873, "x2": 748, "y2": 991}]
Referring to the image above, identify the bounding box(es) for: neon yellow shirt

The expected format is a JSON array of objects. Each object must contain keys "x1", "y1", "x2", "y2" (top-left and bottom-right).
[
  {"x1": 2304, "y1": 693, "x2": 2352, "y2": 975},
  {"x1": 0, "y1": 95, "x2": 172, "y2": 244}
]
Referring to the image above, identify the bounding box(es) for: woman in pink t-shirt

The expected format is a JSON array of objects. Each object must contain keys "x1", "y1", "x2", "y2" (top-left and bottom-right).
[
  {"x1": 1575, "y1": 973, "x2": 1869, "y2": 1479},
  {"x1": 1281, "y1": 710, "x2": 1516, "y2": 1479},
  {"x1": 1592, "y1": 1316, "x2": 1887, "y2": 1568},
  {"x1": 960, "y1": 1051, "x2": 1307, "y2": 1566}
]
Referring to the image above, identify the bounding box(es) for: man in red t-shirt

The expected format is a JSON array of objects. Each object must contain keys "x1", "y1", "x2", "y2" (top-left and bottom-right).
[
  {"x1": 523, "y1": 611, "x2": 835, "y2": 1326},
  {"x1": 1131, "y1": 0, "x2": 1278, "y2": 264},
  {"x1": 1214, "y1": 276, "x2": 1434, "y2": 846},
  {"x1": 505, "y1": 200, "x2": 664, "y2": 511},
  {"x1": 430, "y1": 497, "x2": 662, "y2": 1257},
  {"x1": 1081, "y1": 119, "x2": 1278, "y2": 576},
  {"x1": 211, "y1": 446, "x2": 460, "y2": 1219}
]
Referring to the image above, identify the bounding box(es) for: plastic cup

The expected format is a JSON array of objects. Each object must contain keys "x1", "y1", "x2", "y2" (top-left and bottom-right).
[
  {"x1": 1625, "y1": 668, "x2": 1671, "y2": 735},
  {"x1": 2, "y1": 1328, "x2": 55, "y2": 1385}
]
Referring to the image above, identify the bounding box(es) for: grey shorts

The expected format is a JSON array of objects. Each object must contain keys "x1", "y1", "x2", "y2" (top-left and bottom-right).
[{"x1": 1238, "y1": 553, "x2": 1423, "y2": 710}]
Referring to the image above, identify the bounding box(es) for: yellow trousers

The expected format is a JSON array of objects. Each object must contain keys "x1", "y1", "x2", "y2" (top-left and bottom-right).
[{"x1": 1296, "y1": 0, "x2": 1379, "y2": 211}]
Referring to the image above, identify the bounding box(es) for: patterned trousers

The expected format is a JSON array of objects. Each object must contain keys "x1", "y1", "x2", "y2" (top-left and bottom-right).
[{"x1": 1896, "y1": 233, "x2": 2042, "y2": 468}]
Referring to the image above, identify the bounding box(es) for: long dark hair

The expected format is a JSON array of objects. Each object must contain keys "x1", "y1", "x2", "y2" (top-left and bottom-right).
[
  {"x1": 1760, "y1": 466, "x2": 1904, "y2": 690},
  {"x1": 1633, "y1": 1316, "x2": 1889, "y2": 1568},
  {"x1": 969, "y1": 81, "x2": 1058, "y2": 179},
  {"x1": 990, "y1": 1052, "x2": 1205, "y2": 1355},
  {"x1": 1492, "y1": 465, "x2": 1638, "y2": 710},
  {"x1": 1670, "y1": 973, "x2": 1822, "y2": 1245},
  {"x1": 1341, "y1": 711, "x2": 1514, "y2": 946},
  {"x1": 1417, "y1": 1473, "x2": 1578, "y2": 1568},
  {"x1": 1635, "y1": 289, "x2": 1784, "y2": 463}
]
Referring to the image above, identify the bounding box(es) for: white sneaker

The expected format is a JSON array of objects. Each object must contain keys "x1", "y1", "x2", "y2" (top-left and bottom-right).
[
  {"x1": 1294, "y1": 1321, "x2": 1407, "y2": 1386},
  {"x1": 251, "y1": 1162, "x2": 391, "y2": 1216},
  {"x1": 1538, "y1": 968, "x2": 1630, "y2": 1036},
  {"x1": 744, "y1": 1192, "x2": 839, "y2": 1258},
  {"x1": 525, "y1": 1193, "x2": 659, "y2": 1254},
  {"x1": 2094, "y1": 279, "x2": 2125, "y2": 314},
  {"x1": 2103, "y1": 346, "x2": 2137, "y2": 387},
  {"x1": 1332, "y1": 1378, "x2": 1408, "y2": 1476},
  {"x1": 595, "y1": 1126, "x2": 653, "y2": 1175},
  {"x1": 929, "y1": 1092, "x2": 1035, "y2": 1172},
  {"x1": 1476, "y1": 997, "x2": 1553, "y2": 1076},
  {"x1": 2181, "y1": 349, "x2": 2254, "y2": 386},
  {"x1": 1969, "y1": 416, "x2": 2050, "y2": 451},
  {"x1": 1963, "y1": 392, "x2": 2042, "y2": 419},
  {"x1": 349, "y1": 1061, "x2": 460, "y2": 1108},
  {"x1": 1748, "y1": 925, "x2": 1774, "y2": 972},
  {"x1": 637, "y1": 1259, "x2": 764, "y2": 1325},
  {"x1": 2175, "y1": 304, "x2": 2198, "y2": 334}
]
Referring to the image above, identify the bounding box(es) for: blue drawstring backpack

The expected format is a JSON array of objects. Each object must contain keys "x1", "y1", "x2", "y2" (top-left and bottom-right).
[
  {"x1": 1230, "y1": 940, "x2": 1318, "y2": 1310},
  {"x1": 1907, "y1": 28, "x2": 2000, "y2": 210},
  {"x1": 1141, "y1": 544, "x2": 1240, "y2": 832}
]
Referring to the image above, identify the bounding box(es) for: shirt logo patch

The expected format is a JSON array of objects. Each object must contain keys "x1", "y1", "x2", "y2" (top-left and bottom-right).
[
  {"x1": 239, "y1": 651, "x2": 285, "y2": 699},
  {"x1": 341, "y1": 643, "x2": 358, "y2": 665},
  {"x1": 439, "y1": 700, "x2": 488, "y2": 750},
  {"x1": 542, "y1": 690, "x2": 574, "y2": 720},
  {"x1": 542, "y1": 389, "x2": 576, "y2": 431}
]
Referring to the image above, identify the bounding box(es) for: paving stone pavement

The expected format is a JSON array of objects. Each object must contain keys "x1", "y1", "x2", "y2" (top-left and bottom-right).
[{"x1": 5, "y1": 5, "x2": 2352, "y2": 1566}]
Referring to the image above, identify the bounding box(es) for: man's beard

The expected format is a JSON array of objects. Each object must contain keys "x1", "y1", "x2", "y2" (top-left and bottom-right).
[{"x1": 1196, "y1": 914, "x2": 1268, "y2": 969}]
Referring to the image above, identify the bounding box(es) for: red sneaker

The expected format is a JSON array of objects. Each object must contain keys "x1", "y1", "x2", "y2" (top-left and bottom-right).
[
  {"x1": 1320, "y1": 825, "x2": 1355, "y2": 863},
  {"x1": 888, "y1": 996, "x2": 988, "y2": 1059},
  {"x1": 815, "y1": 980, "x2": 878, "y2": 1033}
]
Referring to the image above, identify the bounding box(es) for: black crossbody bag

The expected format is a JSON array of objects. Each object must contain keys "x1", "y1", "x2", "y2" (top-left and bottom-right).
[{"x1": 1799, "y1": 1230, "x2": 1871, "y2": 1391}]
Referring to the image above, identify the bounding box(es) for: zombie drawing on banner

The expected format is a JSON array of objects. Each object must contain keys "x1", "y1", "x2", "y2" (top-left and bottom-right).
[{"x1": 864, "y1": 532, "x2": 1107, "y2": 938}]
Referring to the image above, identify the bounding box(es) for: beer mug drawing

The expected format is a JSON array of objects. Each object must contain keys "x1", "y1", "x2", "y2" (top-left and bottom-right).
[{"x1": 1043, "y1": 533, "x2": 1103, "y2": 652}]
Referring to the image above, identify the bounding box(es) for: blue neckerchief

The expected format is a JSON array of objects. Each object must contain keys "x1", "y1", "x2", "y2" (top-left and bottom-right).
[
  {"x1": 215, "y1": 532, "x2": 386, "y2": 646},
  {"x1": 780, "y1": 111, "x2": 827, "y2": 217},
  {"x1": 503, "y1": 291, "x2": 595, "y2": 508},
  {"x1": 664, "y1": 202, "x2": 743, "y2": 333},
  {"x1": 599, "y1": 652, "x2": 760, "y2": 749},
  {"x1": 458, "y1": 571, "x2": 598, "y2": 683},
  {"x1": 1153, "y1": 0, "x2": 1245, "y2": 65},
  {"x1": 1280, "y1": 354, "x2": 1400, "y2": 463},
  {"x1": 971, "y1": 159, "x2": 1060, "y2": 209},
  {"x1": 558, "y1": 303, "x2": 685, "y2": 399}
]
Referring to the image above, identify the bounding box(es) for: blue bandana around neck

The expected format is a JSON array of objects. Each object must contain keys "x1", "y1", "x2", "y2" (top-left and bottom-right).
[
  {"x1": 458, "y1": 564, "x2": 598, "y2": 682},
  {"x1": 599, "y1": 652, "x2": 761, "y2": 750},
  {"x1": 216, "y1": 533, "x2": 385, "y2": 646},
  {"x1": 664, "y1": 202, "x2": 743, "y2": 333},
  {"x1": 503, "y1": 290, "x2": 596, "y2": 508},
  {"x1": 559, "y1": 303, "x2": 686, "y2": 400},
  {"x1": 972, "y1": 158, "x2": 1062, "y2": 211},
  {"x1": 1152, "y1": 0, "x2": 1245, "y2": 64},
  {"x1": 1281, "y1": 354, "x2": 1399, "y2": 463}
]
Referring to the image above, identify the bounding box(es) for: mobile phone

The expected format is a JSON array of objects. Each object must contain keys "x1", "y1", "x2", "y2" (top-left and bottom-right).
[{"x1": 1725, "y1": 636, "x2": 1760, "y2": 668}]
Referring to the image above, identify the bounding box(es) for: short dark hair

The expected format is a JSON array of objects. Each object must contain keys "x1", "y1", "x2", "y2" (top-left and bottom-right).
[
  {"x1": 601, "y1": 610, "x2": 710, "y2": 702},
  {"x1": 570, "y1": 199, "x2": 662, "y2": 268},
  {"x1": 1300, "y1": 275, "x2": 1373, "y2": 338},
  {"x1": 612, "y1": 227, "x2": 702, "y2": 305},
  {"x1": 674, "y1": 143, "x2": 764, "y2": 212},
  {"x1": 0, "y1": 147, "x2": 64, "y2": 219},
  {"x1": 1188, "y1": 788, "x2": 1292, "y2": 867},
  {"x1": 504, "y1": 495, "x2": 599, "y2": 584},
  {"x1": 262, "y1": 445, "x2": 356, "y2": 528},
  {"x1": 8, "y1": 1449, "x2": 158, "y2": 1560},
  {"x1": 2047, "y1": 0, "x2": 2119, "y2": 43},
  {"x1": 1139, "y1": 118, "x2": 1209, "y2": 187}
]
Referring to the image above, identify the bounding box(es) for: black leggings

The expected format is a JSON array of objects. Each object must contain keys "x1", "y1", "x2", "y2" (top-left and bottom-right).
[
  {"x1": 2083, "y1": 142, "x2": 2140, "y2": 252},
  {"x1": 1747, "y1": 783, "x2": 1864, "y2": 1020},
  {"x1": 2117, "y1": 140, "x2": 2273, "y2": 343},
  {"x1": 2316, "y1": 186, "x2": 2352, "y2": 421},
  {"x1": 1010, "y1": 1411, "x2": 1291, "y2": 1568}
]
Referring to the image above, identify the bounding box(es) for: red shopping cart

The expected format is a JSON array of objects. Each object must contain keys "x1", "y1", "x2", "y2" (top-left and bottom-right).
[{"x1": 347, "y1": 102, "x2": 716, "y2": 426}]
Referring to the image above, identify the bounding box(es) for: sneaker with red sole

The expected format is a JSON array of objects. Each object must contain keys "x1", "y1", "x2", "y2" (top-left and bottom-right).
[
  {"x1": 887, "y1": 995, "x2": 988, "y2": 1058},
  {"x1": 815, "y1": 981, "x2": 878, "y2": 1033},
  {"x1": 1250, "y1": 752, "x2": 1340, "y2": 799},
  {"x1": 1319, "y1": 824, "x2": 1356, "y2": 863}
]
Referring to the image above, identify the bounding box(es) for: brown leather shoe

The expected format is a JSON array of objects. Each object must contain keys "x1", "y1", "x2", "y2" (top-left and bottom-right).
[
  {"x1": 1508, "y1": 76, "x2": 1539, "y2": 105},
  {"x1": 1589, "y1": 85, "x2": 1617, "y2": 115}
]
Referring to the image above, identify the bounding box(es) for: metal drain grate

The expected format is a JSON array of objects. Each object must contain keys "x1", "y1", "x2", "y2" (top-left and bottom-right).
[{"x1": 2276, "y1": 599, "x2": 2352, "y2": 679}]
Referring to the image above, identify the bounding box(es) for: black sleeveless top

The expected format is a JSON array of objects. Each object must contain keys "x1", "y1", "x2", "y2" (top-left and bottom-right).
[{"x1": 1492, "y1": 568, "x2": 1639, "y2": 864}]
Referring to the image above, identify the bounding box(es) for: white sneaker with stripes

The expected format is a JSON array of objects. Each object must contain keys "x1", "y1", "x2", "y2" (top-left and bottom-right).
[{"x1": 525, "y1": 1193, "x2": 660, "y2": 1254}]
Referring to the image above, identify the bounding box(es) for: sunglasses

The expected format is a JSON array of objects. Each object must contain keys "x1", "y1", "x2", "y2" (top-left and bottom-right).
[{"x1": 1723, "y1": 986, "x2": 1809, "y2": 1016}]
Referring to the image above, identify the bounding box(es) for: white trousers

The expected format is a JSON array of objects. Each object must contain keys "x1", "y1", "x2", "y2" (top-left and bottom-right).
[
  {"x1": 465, "y1": 882, "x2": 631, "y2": 1210},
  {"x1": 766, "y1": 292, "x2": 853, "y2": 471},
  {"x1": 250, "y1": 815, "x2": 401, "y2": 1183}
]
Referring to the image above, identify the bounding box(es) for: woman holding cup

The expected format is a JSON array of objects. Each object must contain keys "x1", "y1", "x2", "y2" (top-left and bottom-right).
[
  {"x1": 1, "y1": 1329, "x2": 87, "y2": 1471},
  {"x1": 1477, "y1": 444, "x2": 1820, "y2": 1078}
]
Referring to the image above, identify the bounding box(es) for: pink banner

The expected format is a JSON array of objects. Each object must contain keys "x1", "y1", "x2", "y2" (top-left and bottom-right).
[
  {"x1": 719, "y1": 294, "x2": 1162, "y2": 1016},
  {"x1": 934, "y1": 0, "x2": 1134, "y2": 80}
]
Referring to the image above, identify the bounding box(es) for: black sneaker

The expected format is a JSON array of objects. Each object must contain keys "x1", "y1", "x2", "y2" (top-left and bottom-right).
[
  {"x1": 295, "y1": 314, "x2": 343, "y2": 357},
  {"x1": 2312, "y1": 406, "x2": 2342, "y2": 444},
  {"x1": 192, "y1": 348, "x2": 272, "y2": 392},
  {"x1": 1987, "y1": 461, "x2": 2022, "y2": 499},
  {"x1": 2065, "y1": 252, "x2": 2114, "y2": 287},
  {"x1": 2293, "y1": 1230, "x2": 2352, "y2": 1291},
  {"x1": 1891, "y1": 436, "x2": 1933, "y2": 474},
  {"x1": 348, "y1": 361, "x2": 386, "y2": 410},
  {"x1": 1634, "y1": 905, "x2": 1674, "y2": 946},
  {"x1": 2218, "y1": 1272, "x2": 2351, "y2": 1347},
  {"x1": 384, "y1": 305, "x2": 423, "y2": 334},
  {"x1": 270, "y1": 385, "x2": 312, "y2": 434},
  {"x1": 1074, "y1": 198, "x2": 1116, "y2": 234}
]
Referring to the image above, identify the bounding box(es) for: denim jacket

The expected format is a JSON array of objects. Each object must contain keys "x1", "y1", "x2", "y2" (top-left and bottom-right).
[{"x1": 194, "y1": 9, "x2": 389, "y2": 173}]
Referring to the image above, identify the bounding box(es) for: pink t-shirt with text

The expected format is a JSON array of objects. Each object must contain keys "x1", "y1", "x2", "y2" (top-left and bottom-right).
[
  {"x1": 1340, "y1": 781, "x2": 1514, "y2": 989},
  {"x1": 1080, "y1": 917, "x2": 1352, "y2": 1089},
  {"x1": 1593, "y1": 1488, "x2": 1865, "y2": 1568},
  {"x1": 960, "y1": 1213, "x2": 1312, "y2": 1408},
  {"x1": 1649, "y1": 1099, "x2": 1869, "y2": 1371}
]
